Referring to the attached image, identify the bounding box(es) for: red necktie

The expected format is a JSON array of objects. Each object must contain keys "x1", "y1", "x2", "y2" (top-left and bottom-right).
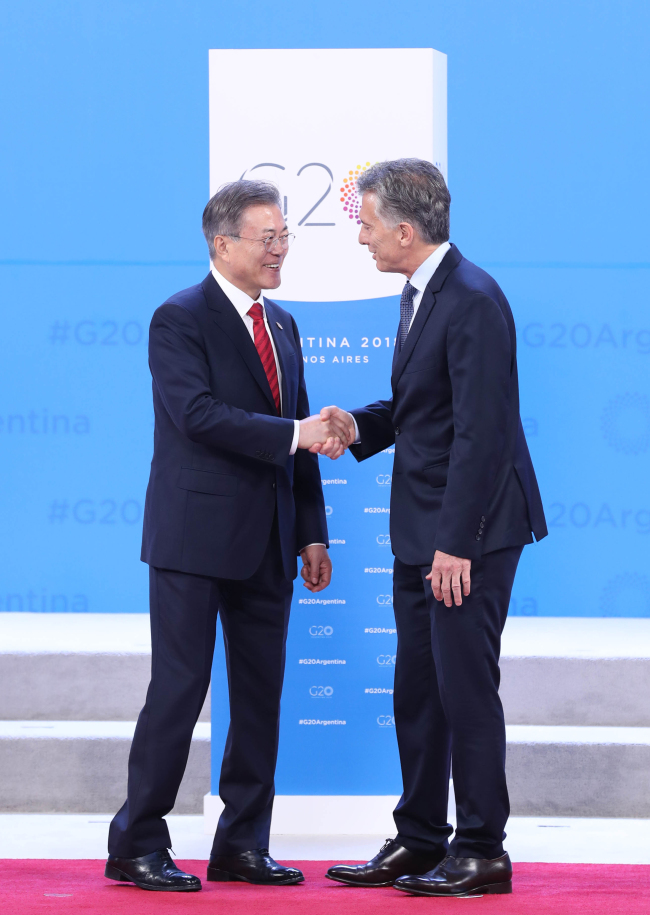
[{"x1": 248, "y1": 302, "x2": 281, "y2": 413}]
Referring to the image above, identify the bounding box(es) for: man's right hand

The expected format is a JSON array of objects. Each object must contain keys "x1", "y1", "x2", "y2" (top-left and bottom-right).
[
  {"x1": 426, "y1": 550, "x2": 472, "y2": 607},
  {"x1": 298, "y1": 415, "x2": 347, "y2": 458},
  {"x1": 319, "y1": 407, "x2": 357, "y2": 453}
]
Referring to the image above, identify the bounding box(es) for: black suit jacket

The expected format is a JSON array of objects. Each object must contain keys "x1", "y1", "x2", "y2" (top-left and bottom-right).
[
  {"x1": 140, "y1": 273, "x2": 328, "y2": 580},
  {"x1": 350, "y1": 245, "x2": 547, "y2": 564}
]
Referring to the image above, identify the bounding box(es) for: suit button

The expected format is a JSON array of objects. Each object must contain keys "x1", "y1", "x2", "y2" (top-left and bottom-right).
[
  {"x1": 272, "y1": 482, "x2": 276, "y2": 489},
  {"x1": 481, "y1": 516, "x2": 486, "y2": 522},
  {"x1": 479, "y1": 521, "x2": 485, "y2": 529},
  {"x1": 395, "y1": 427, "x2": 401, "y2": 435},
  {"x1": 475, "y1": 535, "x2": 481, "y2": 541}
]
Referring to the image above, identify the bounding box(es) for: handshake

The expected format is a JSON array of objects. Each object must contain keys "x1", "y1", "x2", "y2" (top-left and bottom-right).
[{"x1": 297, "y1": 406, "x2": 356, "y2": 460}]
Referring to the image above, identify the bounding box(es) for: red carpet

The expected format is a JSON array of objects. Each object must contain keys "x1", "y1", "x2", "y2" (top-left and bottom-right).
[{"x1": 3, "y1": 860, "x2": 649, "y2": 914}]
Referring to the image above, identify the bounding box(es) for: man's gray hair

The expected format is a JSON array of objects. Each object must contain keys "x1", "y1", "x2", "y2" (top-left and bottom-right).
[
  {"x1": 356, "y1": 159, "x2": 450, "y2": 245},
  {"x1": 202, "y1": 180, "x2": 282, "y2": 259}
]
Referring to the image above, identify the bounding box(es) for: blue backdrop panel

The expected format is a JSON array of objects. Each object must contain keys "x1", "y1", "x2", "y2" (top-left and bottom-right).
[
  {"x1": 0, "y1": 265, "x2": 200, "y2": 615},
  {"x1": 2, "y1": 262, "x2": 646, "y2": 617},
  {"x1": 492, "y1": 265, "x2": 650, "y2": 618}
]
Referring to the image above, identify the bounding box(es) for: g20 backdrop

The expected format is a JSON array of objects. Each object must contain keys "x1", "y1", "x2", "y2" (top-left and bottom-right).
[
  {"x1": 1, "y1": 1, "x2": 649, "y2": 796},
  {"x1": 207, "y1": 47, "x2": 447, "y2": 794}
]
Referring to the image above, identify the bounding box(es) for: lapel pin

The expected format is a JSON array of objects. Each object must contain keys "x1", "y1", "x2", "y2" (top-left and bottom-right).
[{"x1": 276, "y1": 322, "x2": 283, "y2": 330}]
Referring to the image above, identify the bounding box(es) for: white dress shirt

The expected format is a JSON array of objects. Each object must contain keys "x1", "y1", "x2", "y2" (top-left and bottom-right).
[
  {"x1": 407, "y1": 241, "x2": 452, "y2": 328},
  {"x1": 210, "y1": 265, "x2": 300, "y2": 455},
  {"x1": 351, "y1": 241, "x2": 452, "y2": 443}
]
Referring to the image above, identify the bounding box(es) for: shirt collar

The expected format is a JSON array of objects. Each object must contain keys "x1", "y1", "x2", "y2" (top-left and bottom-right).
[
  {"x1": 408, "y1": 241, "x2": 452, "y2": 294},
  {"x1": 210, "y1": 263, "x2": 264, "y2": 319}
]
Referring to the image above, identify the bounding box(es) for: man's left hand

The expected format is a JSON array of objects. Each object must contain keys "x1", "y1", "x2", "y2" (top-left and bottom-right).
[
  {"x1": 426, "y1": 550, "x2": 471, "y2": 607},
  {"x1": 300, "y1": 544, "x2": 332, "y2": 592}
]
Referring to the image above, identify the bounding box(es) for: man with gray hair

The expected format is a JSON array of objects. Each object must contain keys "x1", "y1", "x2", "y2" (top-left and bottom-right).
[
  {"x1": 106, "y1": 180, "x2": 348, "y2": 891},
  {"x1": 322, "y1": 160, "x2": 547, "y2": 897}
]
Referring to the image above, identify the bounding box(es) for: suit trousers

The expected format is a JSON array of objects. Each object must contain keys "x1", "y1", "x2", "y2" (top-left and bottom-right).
[
  {"x1": 392, "y1": 544, "x2": 523, "y2": 860},
  {"x1": 108, "y1": 521, "x2": 293, "y2": 858}
]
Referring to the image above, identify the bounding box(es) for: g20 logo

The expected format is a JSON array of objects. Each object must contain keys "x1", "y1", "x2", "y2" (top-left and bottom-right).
[
  {"x1": 376, "y1": 474, "x2": 392, "y2": 486},
  {"x1": 325, "y1": 505, "x2": 333, "y2": 516},
  {"x1": 376, "y1": 594, "x2": 393, "y2": 606},
  {"x1": 377, "y1": 715, "x2": 395, "y2": 727},
  {"x1": 376, "y1": 534, "x2": 391, "y2": 546},
  {"x1": 377, "y1": 654, "x2": 396, "y2": 666},
  {"x1": 309, "y1": 686, "x2": 334, "y2": 698},
  {"x1": 240, "y1": 162, "x2": 336, "y2": 227},
  {"x1": 309, "y1": 625, "x2": 334, "y2": 637}
]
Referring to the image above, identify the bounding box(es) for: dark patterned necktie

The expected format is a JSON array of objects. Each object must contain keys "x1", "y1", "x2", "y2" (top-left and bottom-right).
[
  {"x1": 398, "y1": 281, "x2": 418, "y2": 351},
  {"x1": 248, "y1": 303, "x2": 281, "y2": 413}
]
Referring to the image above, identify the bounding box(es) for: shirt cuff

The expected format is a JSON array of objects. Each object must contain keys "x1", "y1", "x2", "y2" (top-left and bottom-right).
[
  {"x1": 289, "y1": 419, "x2": 300, "y2": 455},
  {"x1": 300, "y1": 543, "x2": 328, "y2": 551},
  {"x1": 351, "y1": 415, "x2": 361, "y2": 444}
]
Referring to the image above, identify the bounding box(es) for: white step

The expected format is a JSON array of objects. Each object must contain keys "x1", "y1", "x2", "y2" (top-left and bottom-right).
[
  {"x1": 0, "y1": 614, "x2": 210, "y2": 721},
  {"x1": 2, "y1": 721, "x2": 649, "y2": 817},
  {"x1": 2, "y1": 814, "x2": 650, "y2": 864},
  {"x1": 500, "y1": 618, "x2": 650, "y2": 726},
  {"x1": 1, "y1": 615, "x2": 649, "y2": 724},
  {"x1": 0, "y1": 721, "x2": 210, "y2": 814},
  {"x1": 506, "y1": 725, "x2": 650, "y2": 817}
]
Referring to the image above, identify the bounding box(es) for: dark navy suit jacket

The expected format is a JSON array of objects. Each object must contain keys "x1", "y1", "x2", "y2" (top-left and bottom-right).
[
  {"x1": 141, "y1": 273, "x2": 328, "y2": 581},
  {"x1": 350, "y1": 245, "x2": 547, "y2": 564}
]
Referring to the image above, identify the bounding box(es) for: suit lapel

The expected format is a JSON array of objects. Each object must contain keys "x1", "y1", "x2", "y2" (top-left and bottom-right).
[
  {"x1": 390, "y1": 245, "x2": 463, "y2": 390},
  {"x1": 264, "y1": 298, "x2": 296, "y2": 418},
  {"x1": 202, "y1": 274, "x2": 277, "y2": 412}
]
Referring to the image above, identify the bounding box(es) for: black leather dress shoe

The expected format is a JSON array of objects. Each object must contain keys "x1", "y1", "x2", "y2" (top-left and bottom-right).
[
  {"x1": 105, "y1": 849, "x2": 201, "y2": 892},
  {"x1": 326, "y1": 838, "x2": 447, "y2": 888},
  {"x1": 394, "y1": 852, "x2": 513, "y2": 896},
  {"x1": 207, "y1": 848, "x2": 304, "y2": 885}
]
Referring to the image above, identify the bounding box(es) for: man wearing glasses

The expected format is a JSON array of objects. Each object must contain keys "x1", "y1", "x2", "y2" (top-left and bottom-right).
[{"x1": 106, "y1": 181, "x2": 346, "y2": 892}]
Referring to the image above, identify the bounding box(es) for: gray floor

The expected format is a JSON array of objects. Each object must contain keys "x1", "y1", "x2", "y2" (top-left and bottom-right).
[{"x1": 2, "y1": 814, "x2": 650, "y2": 863}]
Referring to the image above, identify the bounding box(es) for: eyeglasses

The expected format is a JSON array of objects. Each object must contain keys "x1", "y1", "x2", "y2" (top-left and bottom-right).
[{"x1": 229, "y1": 233, "x2": 295, "y2": 252}]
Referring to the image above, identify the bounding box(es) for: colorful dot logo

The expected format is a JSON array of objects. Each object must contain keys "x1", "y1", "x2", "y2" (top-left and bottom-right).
[{"x1": 340, "y1": 162, "x2": 372, "y2": 224}]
